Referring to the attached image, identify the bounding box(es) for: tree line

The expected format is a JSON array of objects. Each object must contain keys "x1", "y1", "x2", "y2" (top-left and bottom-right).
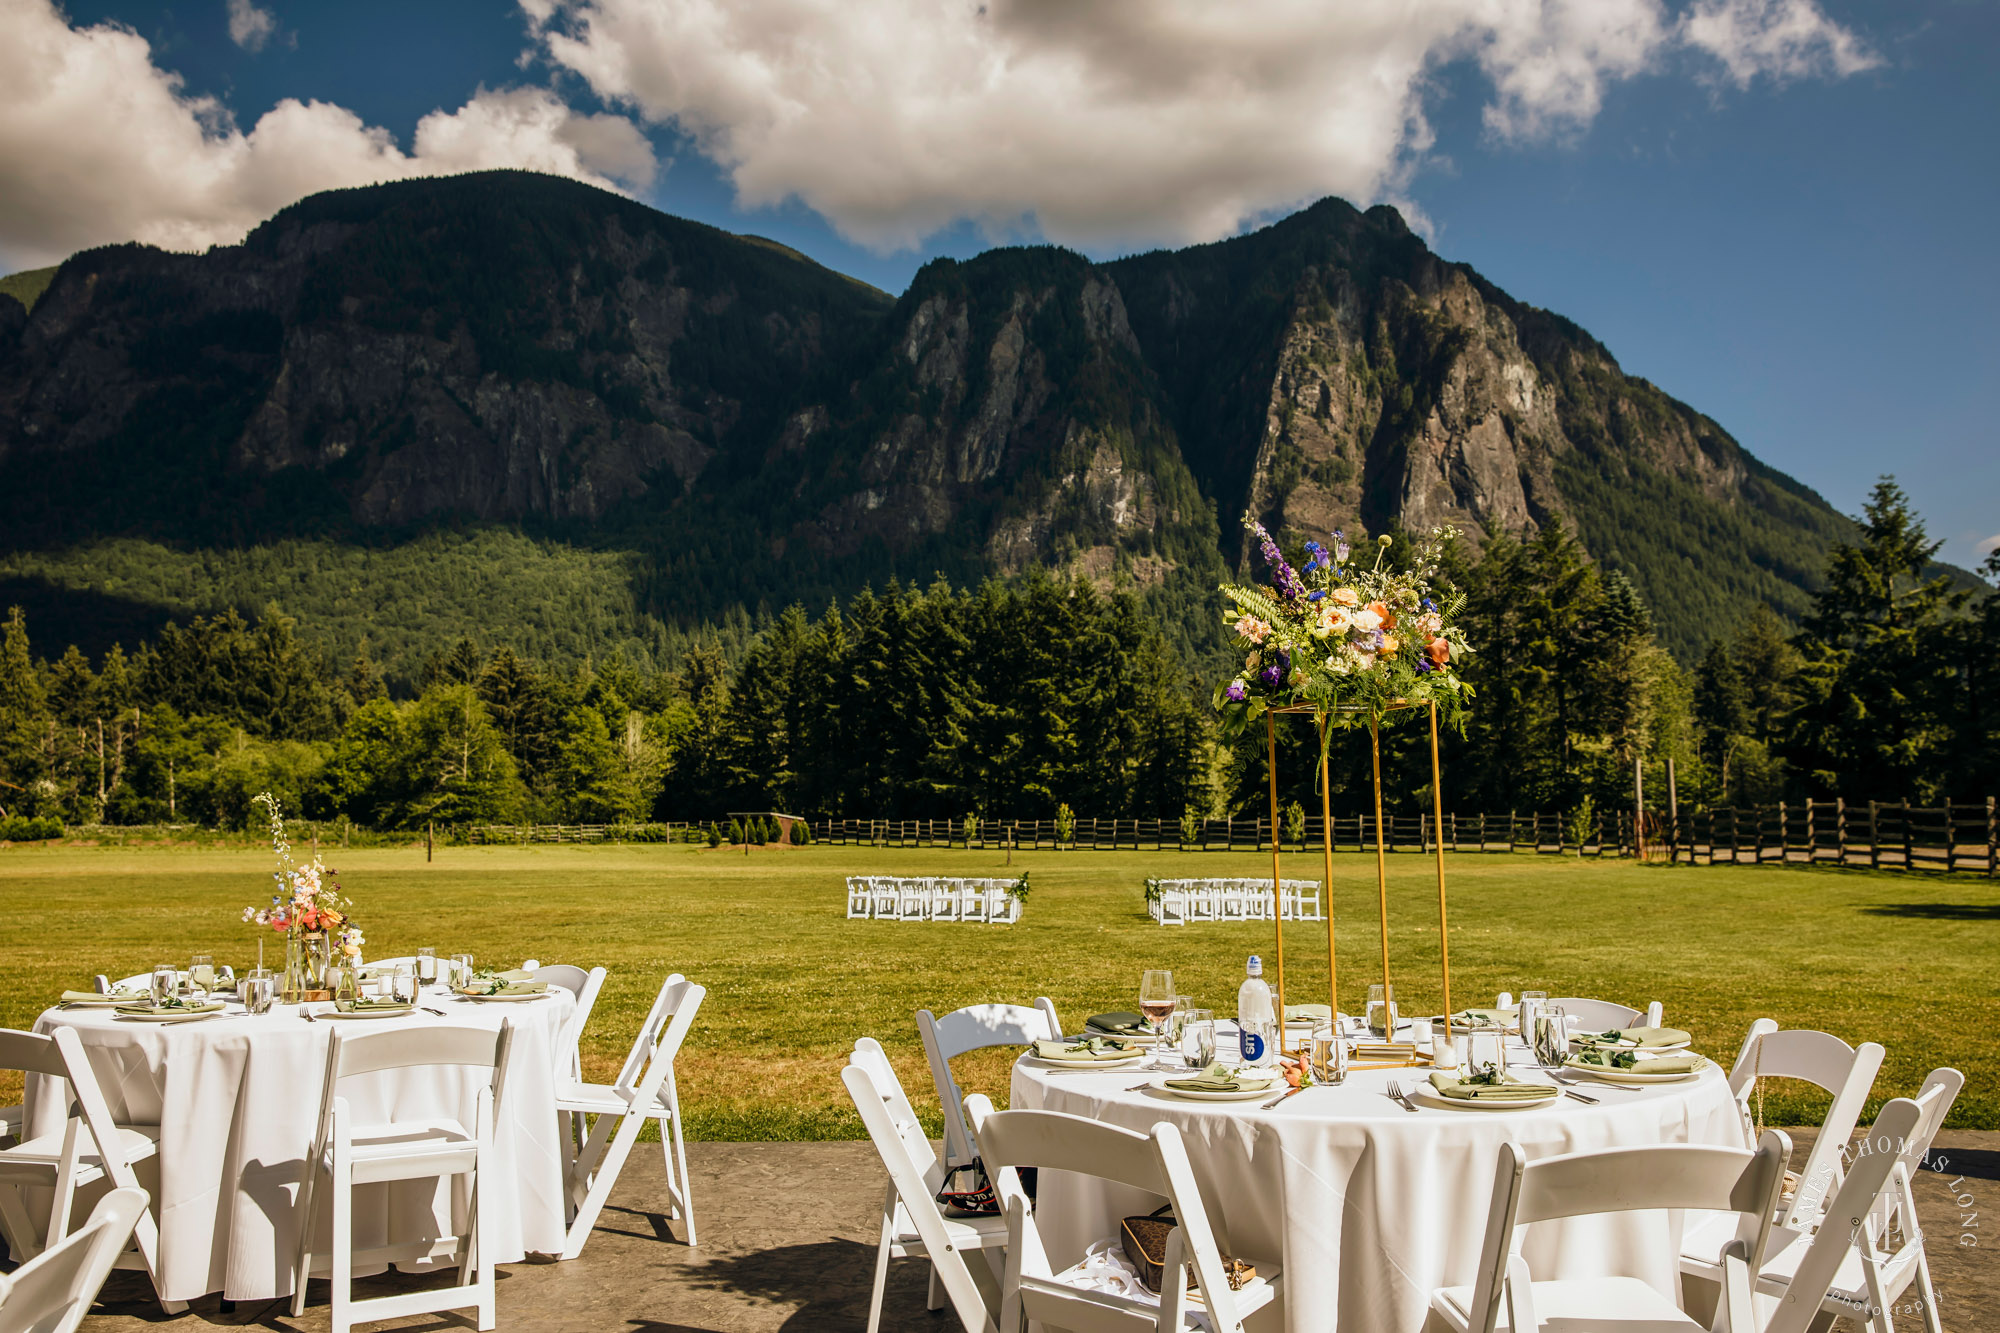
[{"x1": 0, "y1": 478, "x2": 1992, "y2": 832}]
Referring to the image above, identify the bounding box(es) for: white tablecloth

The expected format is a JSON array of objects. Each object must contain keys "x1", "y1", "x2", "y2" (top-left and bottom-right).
[
  {"x1": 1012, "y1": 1035, "x2": 1745, "y2": 1333},
  {"x1": 26, "y1": 987, "x2": 575, "y2": 1302}
]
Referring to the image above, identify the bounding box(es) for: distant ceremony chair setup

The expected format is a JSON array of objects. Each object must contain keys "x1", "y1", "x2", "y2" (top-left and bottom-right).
[
  {"x1": 1145, "y1": 878, "x2": 1323, "y2": 924},
  {"x1": 845, "y1": 876, "x2": 1024, "y2": 922}
]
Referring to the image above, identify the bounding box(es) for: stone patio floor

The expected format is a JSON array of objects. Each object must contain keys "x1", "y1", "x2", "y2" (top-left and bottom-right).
[{"x1": 57, "y1": 1131, "x2": 1999, "y2": 1333}]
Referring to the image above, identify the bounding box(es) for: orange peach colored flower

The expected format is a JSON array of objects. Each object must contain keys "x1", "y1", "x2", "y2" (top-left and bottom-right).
[
  {"x1": 1380, "y1": 634, "x2": 1401, "y2": 657},
  {"x1": 1428, "y1": 638, "x2": 1450, "y2": 665},
  {"x1": 1367, "y1": 600, "x2": 1397, "y2": 630},
  {"x1": 1331, "y1": 588, "x2": 1359, "y2": 606}
]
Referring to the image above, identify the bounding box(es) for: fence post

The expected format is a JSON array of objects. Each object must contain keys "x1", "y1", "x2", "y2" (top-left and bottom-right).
[
  {"x1": 1989, "y1": 796, "x2": 1996, "y2": 878},
  {"x1": 1902, "y1": 799, "x2": 1913, "y2": 869}
]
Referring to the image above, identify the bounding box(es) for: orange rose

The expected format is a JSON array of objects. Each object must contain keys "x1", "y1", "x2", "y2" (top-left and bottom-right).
[
  {"x1": 1380, "y1": 634, "x2": 1400, "y2": 657},
  {"x1": 1428, "y1": 637, "x2": 1449, "y2": 665},
  {"x1": 1368, "y1": 600, "x2": 1397, "y2": 630}
]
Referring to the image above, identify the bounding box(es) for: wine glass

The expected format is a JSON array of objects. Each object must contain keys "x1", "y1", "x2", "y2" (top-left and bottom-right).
[
  {"x1": 1139, "y1": 970, "x2": 1175, "y2": 1063},
  {"x1": 189, "y1": 954, "x2": 216, "y2": 991}
]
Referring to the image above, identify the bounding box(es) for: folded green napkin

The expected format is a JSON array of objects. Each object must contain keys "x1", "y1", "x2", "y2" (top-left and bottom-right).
[
  {"x1": 1034, "y1": 1037, "x2": 1129, "y2": 1061},
  {"x1": 1085, "y1": 1012, "x2": 1150, "y2": 1035},
  {"x1": 63, "y1": 988, "x2": 142, "y2": 1003},
  {"x1": 1283, "y1": 1003, "x2": 1334, "y2": 1023},
  {"x1": 1576, "y1": 1026, "x2": 1691, "y2": 1049},
  {"x1": 1572, "y1": 1049, "x2": 1707, "y2": 1075},
  {"x1": 1165, "y1": 1061, "x2": 1278, "y2": 1093},
  {"x1": 457, "y1": 977, "x2": 547, "y2": 996},
  {"x1": 1448, "y1": 1008, "x2": 1517, "y2": 1029},
  {"x1": 337, "y1": 996, "x2": 412, "y2": 1012},
  {"x1": 1427, "y1": 1071, "x2": 1558, "y2": 1101},
  {"x1": 113, "y1": 999, "x2": 224, "y2": 1015}
]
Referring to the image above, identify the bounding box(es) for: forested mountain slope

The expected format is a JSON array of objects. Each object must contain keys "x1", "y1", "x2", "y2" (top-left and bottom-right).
[{"x1": 0, "y1": 171, "x2": 1857, "y2": 674}]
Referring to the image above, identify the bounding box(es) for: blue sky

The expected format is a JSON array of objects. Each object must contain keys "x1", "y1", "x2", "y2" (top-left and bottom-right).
[{"x1": 16, "y1": 0, "x2": 1999, "y2": 567}]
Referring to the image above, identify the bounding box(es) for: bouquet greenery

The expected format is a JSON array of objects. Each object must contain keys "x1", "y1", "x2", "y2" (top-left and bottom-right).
[
  {"x1": 1213, "y1": 514, "x2": 1473, "y2": 736},
  {"x1": 241, "y1": 792, "x2": 364, "y2": 958}
]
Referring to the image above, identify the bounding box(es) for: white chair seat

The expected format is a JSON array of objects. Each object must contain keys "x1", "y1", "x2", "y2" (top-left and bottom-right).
[
  {"x1": 554, "y1": 1080, "x2": 672, "y2": 1117},
  {"x1": 1033, "y1": 1257, "x2": 1280, "y2": 1332},
  {"x1": 0, "y1": 1125, "x2": 161, "y2": 1181},
  {"x1": 1433, "y1": 1275, "x2": 1699, "y2": 1332},
  {"x1": 335, "y1": 1118, "x2": 479, "y2": 1184},
  {"x1": 891, "y1": 1199, "x2": 1007, "y2": 1255}
]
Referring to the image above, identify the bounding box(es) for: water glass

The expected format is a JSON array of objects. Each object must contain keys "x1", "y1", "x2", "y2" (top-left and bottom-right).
[
  {"x1": 1310, "y1": 1024, "x2": 1348, "y2": 1084},
  {"x1": 416, "y1": 947, "x2": 437, "y2": 984},
  {"x1": 151, "y1": 963, "x2": 178, "y2": 1006},
  {"x1": 1366, "y1": 983, "x2": 1397, "y2": 1039},
  {"x1": 189, "y1": 954, "x2": 216, "y2": 991},
  {"x1": 242, "y1": 969, "x2": 276, "y2": 1015},
  {"x1": 327, "y1": 964, "x2": 357, "y2": 1005},
  {"x1": 451, "y1": 953, "x2": 474, "y2": 987},
  {"x1": 1458, "y1": 1029, "x2": 1509, "y2": 1080},
  {"x1": 391, "y1": 965, "x2": 417, "y2": 1005},
  {"x1": 1180, "y1": 1011, "x2": 1216, "y2": 1068},
  {"x1": 1518, "y1": 990, "x2": 1547, "y2": 1042},
  {"x1": 1535, "y1": 1006, "x2": 1569, "y2": 1067}
]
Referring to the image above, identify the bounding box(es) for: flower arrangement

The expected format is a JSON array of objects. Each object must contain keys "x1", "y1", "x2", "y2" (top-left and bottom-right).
[
  {"x1": 242, "y1": 792, "x2": 363, "y2": 959},
  {"x1": 1213, "y1": 514, "x2": 1473, "y2": 734}
]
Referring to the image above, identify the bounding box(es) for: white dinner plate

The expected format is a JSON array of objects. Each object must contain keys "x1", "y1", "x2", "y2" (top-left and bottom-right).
[
  {"x1": 1153, "y1": 1076, "x2": 1283, "y2": 1101},
  {"x1": 455, "y1": 991, "x2": 549, "y2": 1002},
  {"x1": 115, "y1": 1006, "x2": 226, "y2": 1023},
  {"x1": 1029, "y1": 1051, "x2": 1145, "y2": 1069},
  {"x1": 1564, "y1": 1056, "x2": 1707, "y2": 1084},
  {"x1": 1406, "y1": 1083, "x2": 1561, "y2": 1112},
  {"x1": 324, "y1": 1005, "x2": 416, "y2": 1020}
]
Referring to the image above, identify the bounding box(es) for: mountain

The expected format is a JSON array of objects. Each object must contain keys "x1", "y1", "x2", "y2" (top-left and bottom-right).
[{"x1": 0, "y1": 170, "x2": 1854, "y2": 677}]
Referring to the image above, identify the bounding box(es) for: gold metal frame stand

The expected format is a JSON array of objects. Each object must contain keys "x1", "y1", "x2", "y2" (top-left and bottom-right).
[{"x1": 1263, "y1": 700, "x2": 1454, "y2": 1060}]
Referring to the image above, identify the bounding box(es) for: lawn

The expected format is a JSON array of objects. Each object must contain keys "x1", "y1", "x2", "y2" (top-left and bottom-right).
[{"x1": 0, "y1": 841, "x2": 1991, "y2": 1137}]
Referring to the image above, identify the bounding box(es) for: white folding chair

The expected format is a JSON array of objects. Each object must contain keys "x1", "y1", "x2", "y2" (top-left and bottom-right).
[
  {"x1": 897, "y1": 880, "x2": 930, "y2": 921},
  {"x1": 870, "y1": 878, "x2": 898, "y2": 918},
  {"x1": 1430, "y1": 1129, "x2": 1791, "y2": 1333},
  {"x1": 555, "y1": 973, "x2": 705, "y2": 1257},
  {"x1": 1545, "y1": 996, "x2": 1665, "y2": 1030},
  {"x1": 1157, "y1": 886, "x2": 1188, "y2": 926},
  {"x1": 1711, "y1": 1020, "x2": 1885, "y2": 1228},
  {"x1": 0, "y1": 1029, "x2": 178, "y2": 1314},
  {"x1": 520, "y1": 962, "x2": 607, "y2": 1078},
  {"x1": 1729, "y1": 1097, "x2": 1928, "y2": 1333},
  {"x1": 931, "y1": 879, "x2": 960, "y2": 921},
  {"x1": 1701, "y1": 1075, "x2": 1960, "y2": 1333},
  {"x1": 916, "y1": 1002, "x2": 1062, "y2": 1171},
  {"x1": 848, "y1": 878, "x2": 874, "y2": 918},
  {"x1": 843, "y1": 1040, "x2": 1002, "y2": 1333},
  {"x1": 959, "y1": 881, "x2": 989, "y2": 923},
  {"x1": 966, "y1": 1096, "x2": 1280, "y2": 1333},
  {"x1": 290, "y1": 1021, "x2": 516, "y2": 1333},
  {"x1": 0, "y1": 1185, "x2": 146, "y2": 1333}
]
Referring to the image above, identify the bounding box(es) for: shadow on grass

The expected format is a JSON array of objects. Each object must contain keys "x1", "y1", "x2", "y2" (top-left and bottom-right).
[
  {"x1": 1923, "y1": 1146, "x2": 2000, "y2": 1182},
  {"x1": 630, "y1": 1236, "x2": 930, "y2": 1333},
  {"x1": 1860, "y1": 902, "x2": 2000, "y2": 920}
]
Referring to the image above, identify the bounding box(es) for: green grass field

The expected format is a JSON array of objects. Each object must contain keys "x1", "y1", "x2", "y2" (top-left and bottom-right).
[{"x1": 0, "y1": 842, "x2": 1991, "y2": 1136}]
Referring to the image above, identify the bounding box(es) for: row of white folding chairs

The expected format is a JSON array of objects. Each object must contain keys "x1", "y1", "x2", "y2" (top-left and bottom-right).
[
  {"x1": 847, "y1": 877, "x2": 1022, "y2": 923},
  {"x1": 1149, "y1": 878, "x2": 1322, "y2": 924},
  {"x1": 846, "y1": 1023, "x2": 1940, "y2": 1333}
]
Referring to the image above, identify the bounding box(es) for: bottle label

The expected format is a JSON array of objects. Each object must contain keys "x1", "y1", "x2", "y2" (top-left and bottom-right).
[{"x1": 1242, "y1": 1030, "x2": 1266, "y2": 1063}]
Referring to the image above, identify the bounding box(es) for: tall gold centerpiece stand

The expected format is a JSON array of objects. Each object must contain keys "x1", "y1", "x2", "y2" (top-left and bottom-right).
[{"x1": 1263, "y1": 700, "x2": 1455, "y2": 1064}]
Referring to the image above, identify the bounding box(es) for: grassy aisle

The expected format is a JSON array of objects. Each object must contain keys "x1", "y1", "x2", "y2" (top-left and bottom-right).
[{"x1": 0, "y1": 842, "x2": 1991, "y2": 1137}]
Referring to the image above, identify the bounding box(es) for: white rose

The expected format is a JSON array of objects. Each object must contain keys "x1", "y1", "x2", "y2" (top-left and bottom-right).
[{"x1": 1351, "y1": 608, "x2": 1383, "y2": 632}]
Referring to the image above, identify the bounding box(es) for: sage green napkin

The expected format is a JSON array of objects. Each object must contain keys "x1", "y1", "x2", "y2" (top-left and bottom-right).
[
  {"x1": 338, "y1": 996, "x2": 412, "y2": 1012},
  {"x1": 1587, "y1": 1026, "x2": 1691, "y2": 1048},
  {"x1": 63, "y1": 988, "x2": 140, "y2": 1003},
  {"x1": 1165, "y1": 1061, "x2": 1278, "y2": 1093},
  {"x1": 1085, "y1": 1012, "x2": 1149, "y2": 1036},
  {"x1": 1426, "y1": 1071, "x2": 1558, "y2": 1102},
  {"x1": 1572, "y1": 1050, "x2": 1707, "y2": 1075},
  {"x1": 1283, "y1": 1003, "x2": 1334, "y2": 1024},
  {"x1": 1448, "y1": 1008, "x2": 1517, "y2": 1029},
  {"x1": 457, "y1": 977, "x2": 547, "y2": 997},
  {"x1": 1034, "y1": 1038, "x2": 1129, "y2": 1061}
]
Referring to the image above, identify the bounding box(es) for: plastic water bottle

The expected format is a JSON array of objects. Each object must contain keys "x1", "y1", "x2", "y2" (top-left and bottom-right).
[{"x1": 1236, "y1": 955, "x2": 1278, "y2": 1068}]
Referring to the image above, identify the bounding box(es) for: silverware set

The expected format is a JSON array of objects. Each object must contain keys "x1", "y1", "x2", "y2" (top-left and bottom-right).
[{"x1": 1385, "y1": 1080, "x2": 1420, "y2": 1112}]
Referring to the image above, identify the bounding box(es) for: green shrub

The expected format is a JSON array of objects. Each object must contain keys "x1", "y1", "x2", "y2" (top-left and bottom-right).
[
  {"x1": 727, "y1": 818, "x2": 745, "y2": 845},
  {"x1": 792, "y1": 819, "x2": 812, "y2": 846},
  {"x1": 0, "y1": 815, "x2": 64, "y2": 841},
  {"x1": 705, "y1": 822, "x2": 722, "y2": 848}
]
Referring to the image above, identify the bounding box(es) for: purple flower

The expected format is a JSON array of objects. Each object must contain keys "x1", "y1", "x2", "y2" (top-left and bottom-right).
[
  {"x1": 1245, "y1": 517, "x2": 1308, "y2": 600},
  {"x1": 1307, "y1": 589, "x2": 1325, "y2": 601},
  {"x1": 1225, "y1": 680, "x2": 1248, "y2": 701},
  {"x1": 1334, "y1": 541, "x2": 1351, "y2": 564},
  {"x1": 1357, "y1": 629, "x2": 1385, "y2": 653},
  {"x1": 1259, "y1": 664, "x2": 1283, "y2": 686},
  {"x1": 1415, "y1": 656, "x2": 1435, "y2": 674}
]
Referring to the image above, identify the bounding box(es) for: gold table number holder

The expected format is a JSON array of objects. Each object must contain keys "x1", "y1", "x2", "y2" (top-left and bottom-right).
[{"x1": 1263, "y1": 699, "x2": 1454, "y2": 1067}]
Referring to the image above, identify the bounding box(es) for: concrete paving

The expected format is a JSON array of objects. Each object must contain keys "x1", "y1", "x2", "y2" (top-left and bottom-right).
[{"x1": 58, "y1": 1132, "x2": 2000, "y2": 1332}]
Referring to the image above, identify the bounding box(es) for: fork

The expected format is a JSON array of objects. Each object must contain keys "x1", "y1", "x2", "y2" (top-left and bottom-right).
[{"x1": 1385, "y1": 1080, "x2": 1420, "y2": 1112}]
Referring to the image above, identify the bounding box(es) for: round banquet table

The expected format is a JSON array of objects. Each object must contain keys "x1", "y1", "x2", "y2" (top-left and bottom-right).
[
  {"x1": 1012, "y1": 1029, "x2": 1747, "y2": 1333},
  {"x1": 25, "y1": 985, "x2": 576, "y2": 1303}
]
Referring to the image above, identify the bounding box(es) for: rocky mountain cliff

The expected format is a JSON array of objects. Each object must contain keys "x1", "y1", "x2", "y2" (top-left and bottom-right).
[{"x1": 0, "y1": 171, "x2": 1851, "y2": 664}]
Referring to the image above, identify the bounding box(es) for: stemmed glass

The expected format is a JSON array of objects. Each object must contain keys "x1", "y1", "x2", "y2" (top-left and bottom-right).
[
  {"x1": 189, "y1": 954, "x2": 216, "y2": 991},
  {"x1": 1139, "y1": 970, "x2": 1176, "y2": 1064}
]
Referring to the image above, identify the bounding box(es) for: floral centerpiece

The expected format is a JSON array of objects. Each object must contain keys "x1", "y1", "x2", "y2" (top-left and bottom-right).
[
  {"x1": 243, "y1": 792, "x2": 362, "y2": 997},
  {"x1": 1213, "y1": 514, "x2": 1473, "y2": 735}
]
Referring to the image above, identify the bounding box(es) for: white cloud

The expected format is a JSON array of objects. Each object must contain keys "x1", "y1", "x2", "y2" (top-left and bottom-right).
[
  {"x1": 0, "y1": 0, "x2": 656, "y2": 269},
  {"x1": 1978, "y1": 534, "x2": 2000, "y2": 557},
  {"x1": 524, "y1": 0, "x2": 1875, "y2": 253},
  {"x1": 226, "y1": 0, "x2": 276, "y2": 53}
]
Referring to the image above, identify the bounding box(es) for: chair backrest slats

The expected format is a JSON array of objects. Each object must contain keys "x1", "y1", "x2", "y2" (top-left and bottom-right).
[
  {"x1": 1725, "y1": 1023, "x2": 1884, "y2": 1226},
  {"x1": 615, "y1": 972, "x2": 688, "y2": 1091},
  {"x1": 917, "y1": 1002, "x2": 1061, "y2": 1166},
  {"x1": 0, "y1": 1185, "x2": 146, "y2": 1333},
  {"x1": 332, "y1": 1024, "x2": 508, "y2": 1079},
  {"x1": 0, "y1": 1029, "x2": 71, "y2": 1080}
]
